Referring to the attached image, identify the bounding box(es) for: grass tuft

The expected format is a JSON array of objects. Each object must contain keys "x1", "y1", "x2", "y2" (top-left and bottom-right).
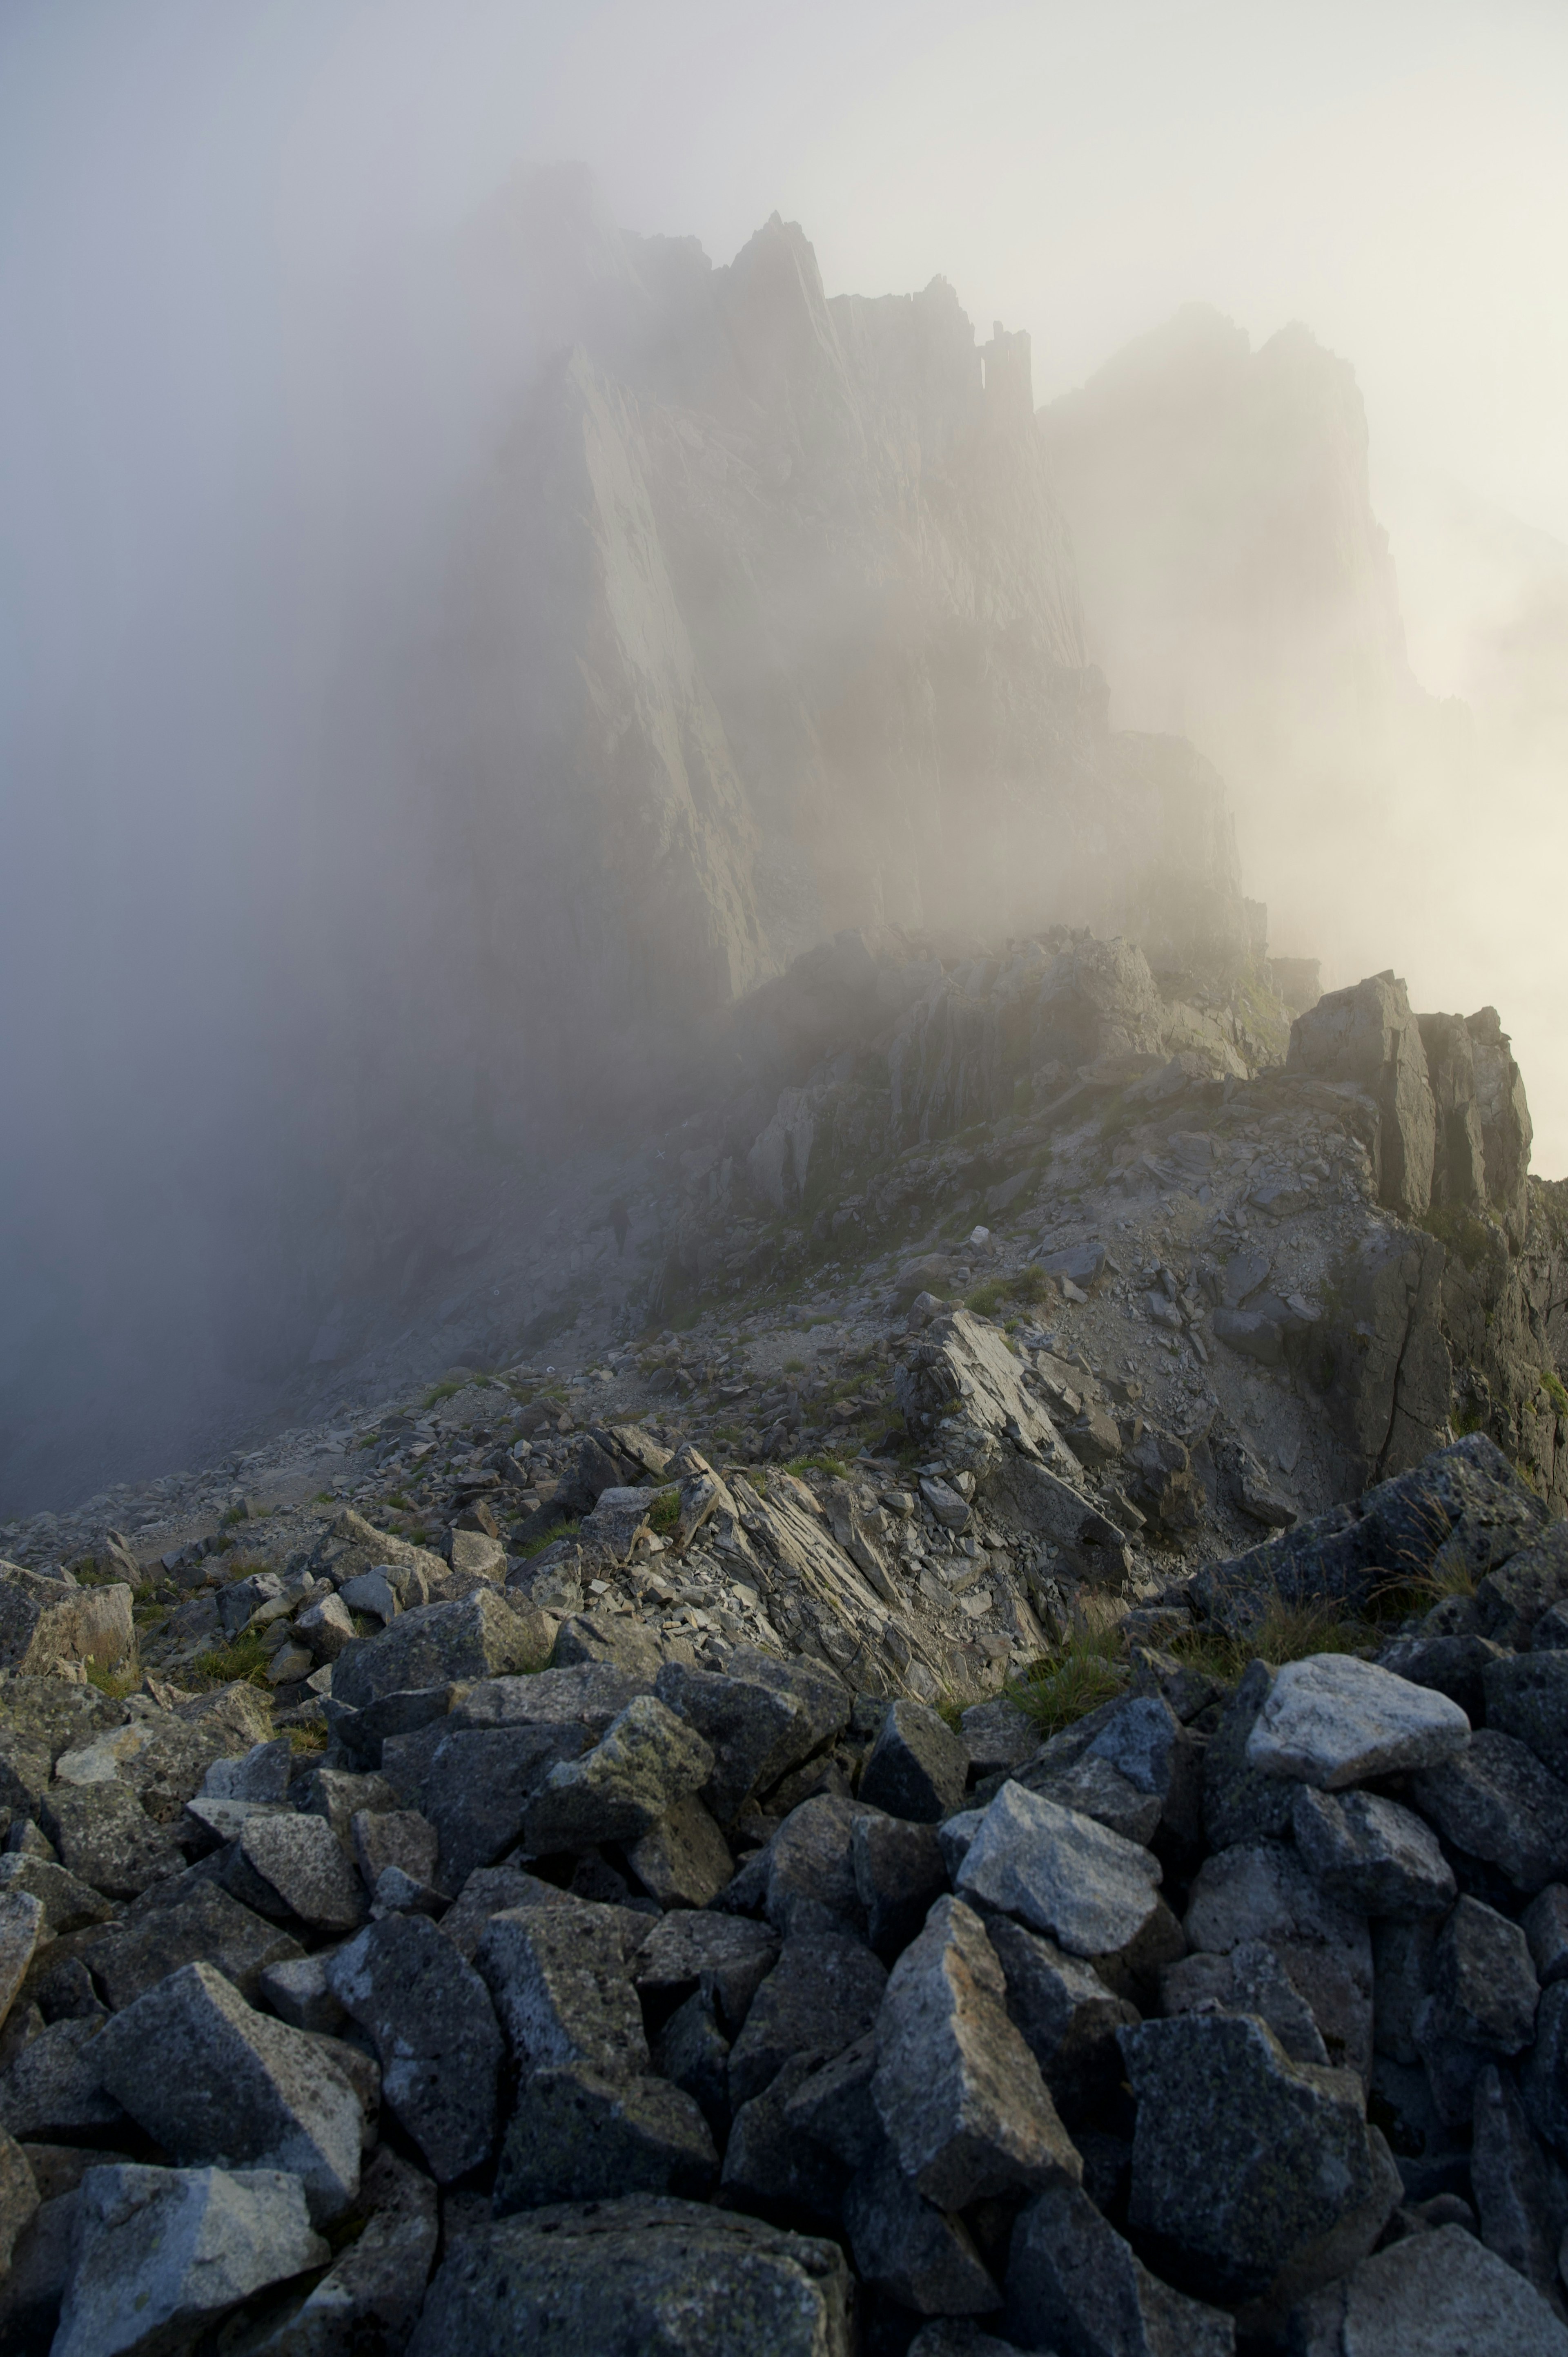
[
  {"x1": 513, "y1": 1517, "x2": 579, "y2": 1561},
  {"x1": 85, "y1": 1661, "x2": 140, "y2": 1699},
  {"x1": 647, "y1": 1487, "x2": 681, "y2": 1534},
  {"x1": 1172, "y1": 1593, "x2": 1372, "y2": 1685},
  {"x1": 1006, "y1": 1623, "x2": 1128, "y2": 1735},
  {"x1": 190, "y1": 1629, "x2": 273, "y2": 1688}
]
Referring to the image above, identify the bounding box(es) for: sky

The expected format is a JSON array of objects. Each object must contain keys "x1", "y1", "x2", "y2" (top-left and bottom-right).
[{"x1": 0, "y1": 0, "x2": 1564, "y2": 1507}]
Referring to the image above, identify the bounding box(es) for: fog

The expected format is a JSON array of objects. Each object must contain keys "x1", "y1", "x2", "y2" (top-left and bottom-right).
[{"x1": 2, "y1": 0, "x2": 1565, "y2": 1514}]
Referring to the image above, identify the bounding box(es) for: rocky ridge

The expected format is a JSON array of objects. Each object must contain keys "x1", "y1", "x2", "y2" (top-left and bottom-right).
[{"x1": 2, "y1": 927, "x2": 1568, "y2": 2349}]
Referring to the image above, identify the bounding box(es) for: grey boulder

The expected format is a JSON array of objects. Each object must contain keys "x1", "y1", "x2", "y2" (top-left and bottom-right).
[
  {"x1": 1244, "y1": 1653, "x2": 1470, "y2": 1788},
  {"x1": 982, "y1": 1913, "x2": 1140, "y2": 2123},
  {"x1": 407, "y1": 2193, "x2": 853, "y2": 2357},
  {"x1": 243, "y1": 2145, "x2": 438, "y2": 2357},
  {"x1": 1290, "y1": 2221, "x2": 1568, "y2": 2355},
  {"x1": 1483, "y1": 1651, "x2": 1568, "y2": 1785},
  {"x1": 89, "y1": 1878, "x2": 303, "y2": 2010},
  {"x1": 1472, "y1": 2063, "x2": 1568, "y2": 2307},
  {"x1": 332, "y1": 1592, "x2": 551, "y2": 1713},
  {"x1": 474, "y1": 1901, "x2": 648, "y2": 2075},
  {"x1": 52, "y1": 2163, "x2": 327, "y2": 2357},
  {"x1": 842, "y1": 2144, "x2": 1000, "y2": 2318},
  {"x1": 1004, "y1": 2181, "x2": 1236, "y2": 2357},
  {"x1": 955, "y1": 1781, "x2": 1163, "y2": 1959},
  {"x1": 1410, "y1": 1730, "x2": 1568, "y2": 1892},
  {"x1": 494, "y1": 2063, "x2": 716, "y2": 2212},
  {"x1": 327, "y1": 1914, "x2": 503, "y2": 2182},
  {"x1": 1429, "y1": 1895, "x2": 1539, "y2": 2052},
  {"x1": 522, "y1": 1696, "x2": 713, "y2": 1852},
  {"x1": 420, "y1": 1724, "x2": 588, "y2": 1886},
  {"x1": 238, "y1": 1813, "x2": 368, "y2": 1931},
  {"x1": 728, "y1": 1933, "x2": 886, "y2": 2107},
  {"x1": 858, "y1": 1700, "x2": 970, "y2": 1824},
  {"x1": 1290, "y1": 1786, "x2": 1457, "y2": 1918}
]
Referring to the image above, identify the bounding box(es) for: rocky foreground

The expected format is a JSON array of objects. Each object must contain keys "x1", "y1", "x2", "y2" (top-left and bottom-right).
[{"x1": 2, "y1": 942, "x2": 1568, "y2": 2351}]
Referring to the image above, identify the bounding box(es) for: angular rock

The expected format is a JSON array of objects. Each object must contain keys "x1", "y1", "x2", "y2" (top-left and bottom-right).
[
  {"x1": 1160, "y1": 1940, "x2": 1329, "y2": 2067},
  {"x1": 0, "y1": 1565, "x2": 135, "y2": 1678},
  {"x1": 474, "y1": 1903, "x2": 648, "y2": 2075},
  {"x1": 782, "y1": 2033, "x2": 882, "y2": 2169},
  {"x1": 728, "y1": 1933, "x2": 887, "y2": 2107},
  {"x1": 1121, "y1": 2013, "x2": 1394, "y2": 2303},
  {"x1": 494, "y1": 2063, "x2": 716, "y2": 2212},
  {"x1": 627, "y1": 1795, "x2": 733, "y2": 1909},
  {"x1": 0, "y1": 1853, "x2": 114, "y2": 1937},
  {"x1": 332, "y1": 1591, "x2": 552, "y2": 1713},
  {"x1": 408, "y1": 2193, "x2": 853, "y2": 2357},
  {"x1": 244, "y1": 2145, "x2": 438, "y2": 2357},
  {"x1": 420, "y1": 1724, "x2": 588, "y2": 1885},
  {"x1": 1484, "y1": 1652, "x2": 1568, "y2": 1786},
  {"x1": 1291, "y1": 1786, "x2": 1457, "y2": 1918},
  {"x1": 955, "y1": 1781, "x2": 1163, "y2": 1959},
  {"x1": 52, "y1": 2163, "x2": 327, "y2": 2357},
  {"x1": 1527, "y1": 1886, "x2": 1568, "y2": 1989},
  {"x1": 960, "y1": 1699, "x2": 1038, "y2": 1776},
  {"x1": 655, "y1": 1991, "x2": 732, "y2": 2133},
  {"x1": 1290, "y1": 2221, "x2": 1568, "y2": 2355},
  {"x1": 860, "y1": 1700, "x2": 970, "y2": 1824},
  {"x1": 843, "y1": 2142, "x2": 1000, "y2": 2317},
  {"x1": 547, "y1": 1613, "x2": 666, "y2": 1677},
  {"x1": 1525, "y1": 1983, "x2": 1568, "y2": 2163},
  {"x1": 1472, "y1": 2064, "x2": 1568, "y2": 2306},
  {"x1": 239, "y1": 1813, "x2": 367, "y2": 1932},
  {"x1": 0, "y1": 2016, "x2": 127, "y2": 2139},
  {"x1": 38, "y1": 1784, "x2": 183, "y2": 1899},
  {"x1": 352, "y1": 1806, "x2": 440, "y2": 1892},
  {"x1": 1077, "y1": 1695, "x2": 1202, "y2": 1846},
  {"x1": 448, "y1": 1529, "x2": 506, "y2": 1583},
  {"x1": 1004, "y1": 2181, "x2": 1236, "y2": 2357},
  {"x1": 1430, "y1": 1896, "x2": 1539, "y2": 2052},
  {"x1": 1245, "y1": 1653, "x2": 1470, "y2": 1788},
  {"x1": 635, "y1": 1911, "x2": 780, "y2": 2030},
  {"x1": 853, "y1": 1813, "x2": 949, "y2": 1962},
  {"x1": 453, "y1": 1662, "x2": 648, "y2": 1737},
  {"x1": 296, "y1": 1590, "x2": 356, "y2": 1663},
  {"x1": 983, "y1": 1913, "x2": 1140, "y2": 2123},
  {"x1": 752, "y1": 1794, "x2": 875, "y2": 1941},
  {"x1": 1472, "y1": 1523, "x2": 1568, "y2": 1650},
  {"x1": 258, "y1": 1951, "x2": 344, "y2": 2035},
  {"x1": 0, "y1": 2118, "x2": 37, "y2": 2272},
  {"x1": 1203, "y1": 1660, "x2": 1295, "y2": 1850},
  {"x1": 89, "y1": 1878, "x2": 303, "y2": 2010},
  {"x1": 522, "y1": 1695, "x2": 713, "y2": 1853},
  {"x1": 1377, "y1": 1633, "x2": 1507, "y2": 1721},
  {"x1": 1183, "y1": 1841, "x2": 1374, "y2": 2076},
  {"x1": 1029, "y1": 1752, "x2": 1161, "y2": 1847},
  {"x1": 720, "y1": 2049, "x2": 848, "y2": 2220},
  {"x1": 327, "y1": 1913, "x2": 503, "y2": 2182},
  {"x1": 296, "y1": 1764, "x2": 400, "y2": 1842},
  {"x1": 1411, "y1": 1730, "x2": 1568, "y2": 1892},
  {"x1": 874, "y1": 1896, "x2": 1081, "y2": 2208},
  {"x1": 0, "y1": 1891, "x2": 44, "y2": 2031},
  {"x1": 93, "y1": 1960, "x2": 364, "y2": 2219}
]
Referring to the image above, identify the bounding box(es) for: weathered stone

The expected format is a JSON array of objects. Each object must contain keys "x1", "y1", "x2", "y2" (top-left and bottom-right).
[
  {"x1": 0, "y1": 1852, "x2": 114, "y2": 1937},
  {"x1": 547, "y1": 1613, "x2": 666, "y2": 1677},
  {"x1": 93, "y1": 1961, "x2": 363, "y2": 2219},
  {"x1": 239, "y1": 1813, "x2": 367, "y2": 1932},
  {"x1": 1245, "y1": 1653, "x2": 1469, "y2": 1788},
  {"x1": 656, "y1": 1989, "x2": 732, "y2": 2132},
  {"x1": 1376, "y1": 1633, "x2": 1507, "y2": 1721},
  {"x1": 1121, "y1": 2014, "x2": 1394, "y2": 2304},
  {"x1": 728, "y1": 1933, "x2": 887, "y2": 2107},
  {"x1": 0, "y1": 2117, "x2": 37, "y2": 2274},
  {"x1": 782, "y1": 2032, "x2": 881, "y2": 2169},
  {"x1": 0, "y1": 1565, "x2": 135, "y2": 1678},
  {"x1": 1411, "y1": 1730, "x2": 1568, "y2": 1891},
  {"x1": 1076, "y1": 1694, "x2": 1202, "y2": 1845},
  {"x1": 522, "y1": 1696, "x2": 713, "y2": 1853},
  {"x1": 874, "y1": 1896, "x2": 1081, "y2": 2208},
  {"x1": 296, "y1": 1764, "x2": 400, "y2": 1842},
  {"x1": 1203, "y1": 1659, "x2": 1295, "y2": 1850},
  {"x1": 452, "y1": 1662, "x2": 648, "y2": 1737},
  {"x1": 244, "y1": 2145, "x2": 439, "y2": 2357},
  {"x1": 339, "y1": 1568, "x2": 403, "y2": 1625},
  {"x1": 1472, "y1": 2064, "x2": 1568, "y2": 2306},
  {"x1": 448, "y1": 1529, "x2": 507, "y2": 1584},
  {"x1": 1484, "y1": 1652, "x2": 1568, "y2": 1786},
  {"x1": 198, "y1": 1738, "x2": 294, "y2": 1803},
  {"x1": 407, "y1": 2194, "x2": 853, "y2": 2355},
  {"x1": 853, "y1": 1813, "x2": 949, "y2": 1962},
  {"x1": 38, "y1": 1783, "x2": 183, "y2": 1899},
  {"x1": 1287, "y1": 971, "x2": 1434, "y2": 1217},
  {"x1": 327, "y1": 1913, "x2": 503, "y2": 2181},
  {"x1": 0, "y1": 1891, "x2": 44, "y2": 2031},
  {"x1": 89, "y1": 1878, "x2": 302, "y2": 2010},
  {"x1": 720, "y1": 2048, "x2": 848, "y2": 2219},
  {"x1": 0, "y1": 2016, "x2": 127, "y2": 2138},
  {"x1": 332, "y1": 1592, "x2": 551, "y2": 1713},
  {"x1": 627, "y1": 1795, "x2": 733, "y2": 1909},
  {"x1": 635, "y1": 1911, "x2": 779, "y2": 2029},
  {"x1": 258, "y1": 1951, "x2": 344, "y2": 2035},
  {"x1": 751, "y1": 1794, "x2": 875, "y2": 1941},
  {"x1": 1429, "y1": 1895, "x2": 1539, "y2": 2052},
  {"x1": 983, "y1": 1913, "x2": 1140, "y2": 2123},
  {"x1": 860, "y1": 1699, "x2": 970, "y2": 1823},
  {"x1": 1291, "y1": 1786, "x2": 1457, "y2": 1918},
  {"x1": 1290, "y1": 2221, "x2": 1568, "y2": 2356},
  {"x1": 296, "y1": 1590, "x2": 356, "y2": 1662},
  {"x1": 52, "y1": 2163, "x2": 327, "y2": 2357},
  {"x1": 960, "y1": 1699, "x2": 1038, "y2": 1776},
  {"x1": 421, "y1": 1723, "x2": 588, "y2": 1886},
  {"x1": 1472, "y1": 1523, "x2": 1568, "y2": 1650},
  {"x1": 1525, "y1": 1983, "x2": 1568, "y2": 2164},
  {"x1": 333, "y1": 1690, "x2": 453, "y2": 1773},
  {"x1": 843, "y1": 2141, "x2": 1000, "y2": 2316},
  {"x1": 1185, "y1": 1838, "x2": 1372, "y2": 2074},
  {"x1": 1527, "y1": 1886, "x2": 1568, "y2": 1988},
  {"x1": 1004, "y1": 2181, "x2": 1236, "y2": 2357},
  {"x1": 955, "y1": 1781, "x2": 1163, "y2": 1960},
  {"x1": 1029, "y1": 1751, "x2": 1161, "y2": 1846},
  {"x1": 1160, "y1": 1940, "x2": 1329, "y2": 2067},
  {"x1": 351, "y1": 1806, "x2": 440, "y2": 1893},
  {"x1": 494, "y1": 2063, "x2": 716, "y2": 2212},
  {"x1": 474, "y1": 1902, "x2": 648, "y2": 2075}
]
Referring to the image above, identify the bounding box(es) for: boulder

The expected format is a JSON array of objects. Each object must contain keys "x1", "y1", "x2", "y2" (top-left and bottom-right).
[
  {"x1": 1290, "y1": 1787, "x2": 1457, "y2": 1918},
  {"x1": 0, "y1": 1853, "x2": 114, "y2": 1937},
  {"x1": 1160, "y1": 1940, "x2": 1329, "y2": 2067},
  {"x1": 1121, "y1": 2014, "x2": 1396, "y2": 2304},
  {"x1": 1244, "y1": 1654, "x2": 1470, "y2": 1788},
  {"x1": 1410, "y1": 1731, "x2": 1568, "y2": 1892},
  {"x1": 653, "y1": 1661, "x2": 822, "y2": 1825},
  {"x1": 238, "y1": 1814, "x2": 367, "y2": 1932},
  {"x1": 38, "y1": 1784, "x2": 183, "y2": 1899},
  {"x1": 0, "y1": 1565, "x2": 136, "y2": 1678},
  {"x1": 419, "y1": 1723, "x2": 588, "y2": 1886},
  {"x1": 1483, "y1": 1652, "x2": 1568, "y2": 1785},
  {"x1": 453, "y1": 1662, "x2": 649, "y2": 1737},
  {"x1": 728, "y1": 1934, "x2": 887, "y2": 2107},
  {"x1": 1183, "y1": 1841, "x2": 1374, "y2": 2077},
  {"x1": 872, "y1": 1896, "x2": 1082, "y2": 2208},
  {"x1": 52, "y1": 2164, "x2": 327, "y2": 2357},
  {"x1": 522, "y1": 1696, "x2": 713, "y2": 1853},
  {"x1": 0, "y1": 1890, "x2": 44, "y2": 2031},
  {"x1": 984, "y1": 1913, "x2": 1140, "y2": 2123},
  {"x1": 0, "y1": 2016, "x2": 128, "y2": 2140},
  {"x1": 1203, "y1": 1661, "x2": 1296, "y2": 1850},
  {"x1": 1472, "y1": 2064, "x2": 1568, "y2": 2306},
  {"x1": 1429, "y1": 1897, "x2": 1539, "y2": 2052},
  {"x1": 92, "y1": 1961, "x2": 364, "y2": 2220},
  {"x1": 853, "y1": 1814, "x2": 949, "y2": 1962},
  {"x1": 0, "y1": 2118, "x2": 37, "y2": 2274},
  {"x1": 954, "y1": 1781, "x2": 1163, "y2": 1959},
  {"x1": 1004, "y1": 2181, "x2": 1236, "y2": 2357},
  {"x1": 88, "y1": 1879, "x2": 302, "y2": 2010},
  {"x1": 627, "y1": 1796, "x2": 733, "y2": 1909},
  {"x1": 746, "y1": 1794, "x2": 877, "y2": 1941},
  {"x1": 493, "y1": 2064, "x2": 716, "y2": 2212},
  {"x1": 842, "y1": 2144, "x2": 1000, "y2": 2317},
  {"x1": 859, "y1": 1699, "x2": 970, "y2": 1823},
  {"x1": 332, "y1": 1592, "x2": 552, "y2": 1713},
  {"x1": 326, "y1": 1914, "x2": 504, "y2": 2182},
  {"x1": 1290, "y1": 2221, "x2": 1568, "y2": 2355},
  {"x1": 406, "y1": 2194, "x2": 853, "y2": 2357},
  {"x1": 474, "y1": 1902, "x2": 648, "y2": 2075},
  {"x1": 243, "y1": 2145, "x2": 438, "y2": 2357},
  {"x1": 634, "y1": 1911, "x2": 779, "y2": 2029}
]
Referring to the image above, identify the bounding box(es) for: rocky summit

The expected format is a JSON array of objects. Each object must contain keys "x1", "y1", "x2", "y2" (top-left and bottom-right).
[{"x1": 4, "y1": 187, "x2": 1568, "y2": 2357}]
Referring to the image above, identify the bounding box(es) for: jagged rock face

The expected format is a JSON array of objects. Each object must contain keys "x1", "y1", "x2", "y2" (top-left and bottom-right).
[{"x1": 455, "y1": 183, "x2": 1255, "y2": 1126}]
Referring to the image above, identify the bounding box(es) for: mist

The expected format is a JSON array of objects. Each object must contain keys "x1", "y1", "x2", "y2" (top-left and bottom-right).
[{"x1": 2, "y1": 0, "x2": 1565, "y2": 1518}]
